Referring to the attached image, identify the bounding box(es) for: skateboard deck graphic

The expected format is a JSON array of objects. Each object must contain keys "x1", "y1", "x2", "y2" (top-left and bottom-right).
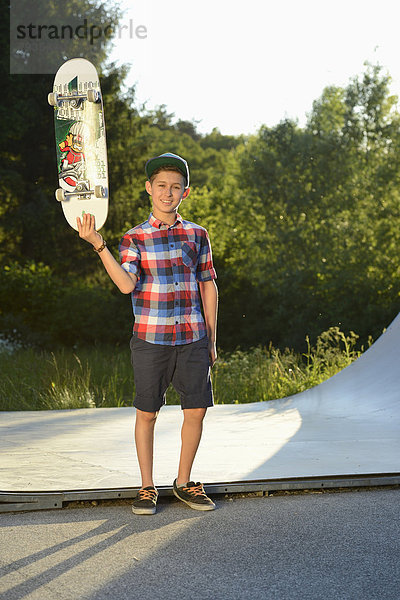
[{"x1": 48, "y1": 58, "x2": 109, "y2": 231}]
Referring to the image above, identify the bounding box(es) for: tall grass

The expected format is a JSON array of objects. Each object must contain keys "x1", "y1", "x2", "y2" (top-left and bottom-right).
[
  {"x1": 0, "y1": 347, "x2": 135, "y2": 411},
  {"x1": 211, "y1": 327, "x2": 371, "y2": 404},
  {"x1": 0, "y1": 327, "x2": 372, "y2": 411}
]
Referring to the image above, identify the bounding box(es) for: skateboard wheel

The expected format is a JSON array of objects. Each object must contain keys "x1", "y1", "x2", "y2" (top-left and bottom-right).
[
  {"x1": 94, "y1": 185, "x2": 106, "y2": 198},
  {"x1": 87, "y1": 89, "x2": 99, "y2": 103},
  {"x1": 55, "y1": 188, "x2": 66, "y2": 202},
  {"x1": 48, "y1": 92, "x2": 59, "y2": 107}
]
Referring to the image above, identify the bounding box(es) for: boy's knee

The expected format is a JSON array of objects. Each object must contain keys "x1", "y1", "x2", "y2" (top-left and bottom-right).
[
  {"x1": 183, "y1": 407, "x2": 207, "y2": 422},
  {"x1": 136, "y1": 409, "x2": 158, "y2": 424}
]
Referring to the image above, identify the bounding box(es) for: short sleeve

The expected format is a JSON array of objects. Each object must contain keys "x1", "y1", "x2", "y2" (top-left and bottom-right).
[
  {"x1": 196, "y1": 229, "x2": 217, "y2": 282},
  {"x1": 119, "y1": 233, "x2": 141, "y2": 278}
]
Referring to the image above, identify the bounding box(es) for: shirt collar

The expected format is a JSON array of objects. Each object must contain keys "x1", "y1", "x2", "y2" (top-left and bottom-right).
[{"x1": 149, "y1": 212, "x2": 183, "y2": 229}]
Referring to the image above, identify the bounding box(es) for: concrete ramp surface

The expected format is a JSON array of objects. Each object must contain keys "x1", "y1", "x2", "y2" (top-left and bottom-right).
[{"x1": 1, "y1": 313, "x2": 399, "y2": 508}]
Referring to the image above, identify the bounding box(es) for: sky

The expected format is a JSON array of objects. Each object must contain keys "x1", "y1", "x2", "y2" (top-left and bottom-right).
[{"x1": 109, "y1": 0, "x2": 400, "y2": 136}]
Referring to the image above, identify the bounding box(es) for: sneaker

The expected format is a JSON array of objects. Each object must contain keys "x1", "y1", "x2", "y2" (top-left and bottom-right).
[
  {"x1": 173, "y1": 479, "x2": 215, "y2": 511},
  {"x1": 132, "y1": 486, "x2": 158, "y2": 515}
]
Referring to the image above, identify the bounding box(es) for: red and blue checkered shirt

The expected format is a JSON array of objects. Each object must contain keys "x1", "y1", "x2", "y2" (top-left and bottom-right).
[{"x1": 119, "y1": 213, "x2": 217, "y2": 345}]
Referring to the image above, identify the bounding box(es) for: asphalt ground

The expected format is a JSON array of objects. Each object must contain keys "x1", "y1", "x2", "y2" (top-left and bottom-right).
[{"x1": 0, "y1": 487, "x2": 399, "y2": 600}]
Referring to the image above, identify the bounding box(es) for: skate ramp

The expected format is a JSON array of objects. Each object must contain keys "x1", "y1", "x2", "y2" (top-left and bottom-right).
[{"x1": 1, "y1": 313, "x2": 399, "y2": 509}]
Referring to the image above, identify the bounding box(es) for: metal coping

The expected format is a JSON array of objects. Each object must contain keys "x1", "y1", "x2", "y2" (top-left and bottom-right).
[{"x1": 1, "y1": 473, "x2": 399, "y2": 513}]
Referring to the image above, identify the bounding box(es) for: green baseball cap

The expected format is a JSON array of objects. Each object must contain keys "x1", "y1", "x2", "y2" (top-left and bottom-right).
[{"x1": 145, "y1": 152, "x2": 190, "y2": 188}]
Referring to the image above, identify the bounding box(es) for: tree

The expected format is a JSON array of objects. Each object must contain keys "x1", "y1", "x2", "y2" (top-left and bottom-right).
[{"x1": 217, "y1": 64, "x2": 400, "y2": 350}]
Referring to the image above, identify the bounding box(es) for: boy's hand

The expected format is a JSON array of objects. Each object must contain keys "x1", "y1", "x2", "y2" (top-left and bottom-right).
[
  {"x1": 76, "y1": 212, "x2": 103, "y2": 248},
  {"x1": 209, "y1": 340, "x2": 217, "y2": 367}
]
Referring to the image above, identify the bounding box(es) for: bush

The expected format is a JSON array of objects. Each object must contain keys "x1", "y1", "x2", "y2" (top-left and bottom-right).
[{"x1": 0, "y1": 262, "x2": 132, "y2": 347}]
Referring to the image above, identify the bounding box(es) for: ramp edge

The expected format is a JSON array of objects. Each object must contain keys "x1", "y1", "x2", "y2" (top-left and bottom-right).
[{"x1": 1, "y1": 473, "x2": 399, "y2": 513}]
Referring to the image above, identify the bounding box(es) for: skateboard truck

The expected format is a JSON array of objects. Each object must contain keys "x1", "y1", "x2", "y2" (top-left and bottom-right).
[
  {"x1": 48, "y1": 89, "x2": 100, "y2": 108},
  {"x1": 55, "y1": 185, "x2": 107, "y2": 202}
]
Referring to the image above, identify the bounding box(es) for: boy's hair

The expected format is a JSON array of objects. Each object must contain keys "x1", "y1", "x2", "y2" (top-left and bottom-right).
[{"x1": 149, "y1": 165, "x2": 186, "y2": 185}]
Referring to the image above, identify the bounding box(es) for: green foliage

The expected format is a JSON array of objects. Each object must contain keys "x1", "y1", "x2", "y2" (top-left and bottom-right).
[
  {"x1": 214, "y1": 64, "x2": 400, "y2": 349},
  {"x1": 1, "y1": 0, "x2": 121, "y2": 268},
  {"x1": 0, "y1": 346, "x2": 135, "y2": 410},
  {"x1": 1, "y1": 0, "x2": 399, "y2": 354},
  {"x1": 211, "y1": 326, "x2": 368, "y2": 404},
  {"x1": 0, "y1": 262, "x2": 131, "y2": 347},
  {"x1": 0, "y1": 328, "x2": 368, "y2": 411}
]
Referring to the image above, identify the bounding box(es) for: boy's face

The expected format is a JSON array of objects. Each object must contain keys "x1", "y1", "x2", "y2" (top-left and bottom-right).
[{"x1": 145, "y1": 170, "x2": 189, "y2": 223}]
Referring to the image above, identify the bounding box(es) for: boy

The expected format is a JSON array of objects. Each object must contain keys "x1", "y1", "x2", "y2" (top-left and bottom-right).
[{"x1": 77, "y1": 152, "x2": 218, "y2": 515}]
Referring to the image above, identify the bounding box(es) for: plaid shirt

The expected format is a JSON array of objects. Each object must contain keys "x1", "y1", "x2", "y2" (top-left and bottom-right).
[{"x1": 119, "y1": 213, "x2": 217, "y2": 345}]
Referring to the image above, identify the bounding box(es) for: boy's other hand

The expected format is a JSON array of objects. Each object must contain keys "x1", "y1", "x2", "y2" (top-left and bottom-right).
[
  {"x1": 77, "y1": 212, "x2": 103, "y2": 248},
  {"x1": 209, "y1": 340, "x2": 217, "y2": 367}
]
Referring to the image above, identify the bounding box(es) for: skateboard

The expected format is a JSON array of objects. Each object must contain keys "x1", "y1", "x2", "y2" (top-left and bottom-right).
[{"x1": 48, "y1": 58, "x2": 109, "y2": 231}]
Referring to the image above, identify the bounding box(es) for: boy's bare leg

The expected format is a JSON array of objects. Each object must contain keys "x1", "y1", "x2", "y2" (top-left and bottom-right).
[
  {"x1": 135, "y1": 409, "x2": 158, "y2": 488},
  {"x1": 176, "y1": 408, "x2": 207, "y2": 485}
]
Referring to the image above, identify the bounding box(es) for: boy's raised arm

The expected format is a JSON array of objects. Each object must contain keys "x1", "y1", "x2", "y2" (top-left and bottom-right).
[{"x1": 77, "y1": 213, "x2": 137, "y2": 294}]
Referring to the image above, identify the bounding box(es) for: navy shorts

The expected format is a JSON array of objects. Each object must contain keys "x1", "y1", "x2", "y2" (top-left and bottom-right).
[{"x1": 130, "y1": 334, "x2": 214, "y2": 412}]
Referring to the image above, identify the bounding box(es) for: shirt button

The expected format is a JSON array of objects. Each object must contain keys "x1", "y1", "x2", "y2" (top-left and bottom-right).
[
  {"x1": 175, "y1": 282, "x2": 178, "y2": 286},
  {"x1": 170, "y1": 244, "x2": 174, "y2": 248},
  {"x1": 175, "y1": 321, "x2": 179, "y2": 324}
]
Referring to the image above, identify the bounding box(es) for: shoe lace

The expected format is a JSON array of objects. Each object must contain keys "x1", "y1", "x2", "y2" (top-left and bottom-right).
[
  {"x1": 183, "y1": 482, "x2": 206, "y2": 497},
  {"x1": 138, "y1": 487, "x2": 157, "y2": 500}
]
